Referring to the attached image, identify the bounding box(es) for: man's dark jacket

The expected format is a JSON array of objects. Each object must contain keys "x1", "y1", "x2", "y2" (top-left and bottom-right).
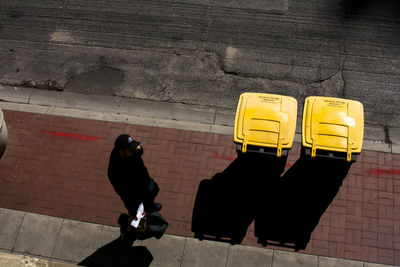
[{"x1": 108, "y1": 147, "x2": 151, "y2": 215}]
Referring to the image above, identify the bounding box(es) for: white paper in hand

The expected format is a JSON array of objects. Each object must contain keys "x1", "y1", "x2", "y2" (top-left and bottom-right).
[{"x1": 130, "y1": 203, "x2": 145, "y2": 228}]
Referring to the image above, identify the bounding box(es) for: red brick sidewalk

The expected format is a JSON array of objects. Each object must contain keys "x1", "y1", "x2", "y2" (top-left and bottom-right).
[{"x1": 0, "y1": 110, "x2": 399, "y2": 265}]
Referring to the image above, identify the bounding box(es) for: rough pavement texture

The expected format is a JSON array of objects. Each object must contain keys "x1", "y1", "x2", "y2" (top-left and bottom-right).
[
  {"x1": 0, "y1": 110, "x2": 399, "y2": 265},
  {"x1": 0, "y1": 0, "x2": 400, "y2": 130}
]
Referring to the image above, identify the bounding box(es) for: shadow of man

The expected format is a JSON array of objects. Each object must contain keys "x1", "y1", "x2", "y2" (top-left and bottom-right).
[
  {"x1": 78, "y1": 238, "x2": 153, "y2": 267},
  {"x1": 192, "y1": 153, "x2": 287, "y2": 244}
]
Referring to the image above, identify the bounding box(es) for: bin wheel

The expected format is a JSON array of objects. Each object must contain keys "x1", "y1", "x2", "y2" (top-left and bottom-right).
[
  {"x1": 301, "y1": 146, "x2": 310, "y2": 157},
  {"x1": 231, "y1": 236, "x2": 243, "y2": 245},
  {"x1": 194, "y1": 233, "x2": 204, "y2": 241},
  {"x1": 257, "y1": 238, "x2": 267, "y2": 247},
  {"x1": 295, "y1": 240, "x2": 306, "y2": 251}
]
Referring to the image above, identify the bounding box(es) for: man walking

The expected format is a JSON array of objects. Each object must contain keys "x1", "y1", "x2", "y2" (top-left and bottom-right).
[{"x1": 108, "y1": 134, "x2": 162, "y2": 217}]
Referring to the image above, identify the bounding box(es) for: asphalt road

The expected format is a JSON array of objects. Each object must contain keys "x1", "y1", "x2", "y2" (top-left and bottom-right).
[{"x1": 1, "y1": 0, "x2": 400, "y2": 132}]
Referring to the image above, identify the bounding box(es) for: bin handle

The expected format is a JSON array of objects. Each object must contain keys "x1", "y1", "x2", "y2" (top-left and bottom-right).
[
  {"x1": 277, "y1": 133, "x2": 282, "y2": 158},
  {"x1": 311, "y1": 124, "x2": 318, "y2": 158},
  {"x1": 311, "y1": 141, "x2": 317, "y2": 158},
  {"x1": 277, "y1": 146, "x2": 282, "y2": 157},
  {"x1": 346, "y1": 137, "x2": 352, "y2": 162},
  {"x1": 276, "y1": 119, "x2": 283, "y2": 158},
  {"x1": 242, "y1": 140, "x2": 248, "y2": 154}
]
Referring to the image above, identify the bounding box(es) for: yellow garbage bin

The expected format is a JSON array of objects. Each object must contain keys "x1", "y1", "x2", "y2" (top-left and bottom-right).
[
  {"x1": 234, "y1": 92, "x2": 297, "y2": 157},
  {"x1": 302, "y1": 96, "x2": 364, "y2": 162}
]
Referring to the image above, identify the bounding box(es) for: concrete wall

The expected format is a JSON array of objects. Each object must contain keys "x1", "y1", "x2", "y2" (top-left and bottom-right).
[{"x1": 0, "y1": 0, "x2": 399, "y2": 131}]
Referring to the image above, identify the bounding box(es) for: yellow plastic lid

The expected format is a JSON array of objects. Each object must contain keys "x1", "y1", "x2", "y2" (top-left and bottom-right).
[
  {"x1": 302, "y1": 96, "x2": 364, "y2": 161},
  {"x1": 234, "y1": 92, "x2": 297, "y2": 157}
]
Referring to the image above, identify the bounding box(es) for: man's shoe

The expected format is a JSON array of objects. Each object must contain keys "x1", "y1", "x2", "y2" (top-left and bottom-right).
[{"x1": 153, "y1": 203, "x2": 162, "y2": 212}]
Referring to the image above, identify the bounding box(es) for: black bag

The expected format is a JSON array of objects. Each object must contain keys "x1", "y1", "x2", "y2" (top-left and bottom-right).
[{"x1": 118, "y1": 211, "x2": 168, "y2": 244}]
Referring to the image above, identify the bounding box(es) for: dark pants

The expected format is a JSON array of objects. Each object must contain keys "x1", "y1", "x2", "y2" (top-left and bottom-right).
[
  {"x1": 143, "y1": 179, "x2": 159, "y2": 213},
  {"x1": 143, "y1": 195, "x2": 156, "y2": 214},
  {"x1": 128, "y1": 179, "x2": 160, "y2": 216},
  {"x1": 118, "y1": 214, "x2": 137, "y2": 246}
]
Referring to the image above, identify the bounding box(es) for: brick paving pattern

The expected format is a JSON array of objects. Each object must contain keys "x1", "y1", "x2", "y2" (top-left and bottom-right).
[{"x1": 0, "y1": 110, "x2": 399, "y2": 265}]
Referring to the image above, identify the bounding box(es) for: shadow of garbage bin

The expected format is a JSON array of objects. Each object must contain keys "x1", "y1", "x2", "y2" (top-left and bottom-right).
[
  {"x1": 192, "y1": 153, "x2": 287, "y2": 245},
  {"x1": 192, "y1": 151, "x2": 352, "y2": 250},
  {"x1": 255, "y1": 154, "x2": 352, "y2": 250}
]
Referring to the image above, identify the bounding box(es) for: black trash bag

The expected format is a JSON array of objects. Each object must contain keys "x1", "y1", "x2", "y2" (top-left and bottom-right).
[{"x1": 138, "y1": 211, "x2": 168, "y2": 240}]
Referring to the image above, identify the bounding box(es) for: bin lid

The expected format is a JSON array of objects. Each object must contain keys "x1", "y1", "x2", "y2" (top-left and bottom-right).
[
  {"x1": 302, "y1": 96, "x2": 364, "y2": 161},
  {"x1": 234, "y1": 92, "x2": 297, "y2": 157}
]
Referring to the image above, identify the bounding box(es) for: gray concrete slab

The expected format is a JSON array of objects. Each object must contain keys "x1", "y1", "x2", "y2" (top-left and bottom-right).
[
  {"x1": 295, "y1": 118, "x2": 302, "y2": 135},
  {"x1": 14, "y1": 213, "x2": 63, "y2": 257},
  {"x1": 126, "y1": 100, "x2": 215, "y2": 125},
  {"x1": 129, "y1": 117, "x2": 211, "y2": 133},
  {"x1": 0, "y1": 88, "x2": 398, "y2": 155},
  {"x1": 1, "y1": 102, "x2": 50, "y2": 115},
  {"x1": 272, "y1": 250, "x2": 318, "y2": 267},
  {"x1": 0, "y1": 85, "x2": 32, "y2": 104},
  {"x1": 294, "y1": 133, "x2": 302, "y2": 144},
  {"x1": 362, "y1": 141, "x2": 391, "y2": 153},
  {"x1": 181, "y1": 238, "x2": 229, "y2": 267},
  {"x1": 392, "y1": 145, "x2": 400, "y2": 154},
  {"x1": 211, "y1": 125, "x2": 233, "y2": 135},
  {"x1": 96, "y1": 225, "x2": 120, "y2": 248},
  {"x1": 1, "y1": 101, "x2": 215, "y2": 134},
  {"x1": 135, "y1": 235, "x2": 186, "y2": 267},
  {"x1": 215, "y1": 111, "x2": 235, "y2": 127},
  {"x1": 364, "y1": 262, "x2": 396, "y2": 267},
  {"x1": 51, "y1": 219, "x2": 102, "y2": 263},
  {"x1": 29, "y1": 88, "x2": 216, "y2": 124},
  {"x1": 62, "y1": 94, "x2": 131, "y2": 117},
  {"x1": 49, "y1": 261, "x2": 77, "y2": 267},
  {"x1": 0, "y1": 251, "x2": 76, "y2": 267},
  {"x1": 0, "y1": 208, "x2": 25, "y2": 251},
  {"x1": 1, "y1": 209, "x2": 400, "y2": 267},
  {"x1": 318, "y1": 256, "x2": 363, "y2": 267},
  {"x1": 364, "y1": 126, "x2": 386, "y2": 142},
  {"x1": 226, "y1": 245, "x2": 273, "y2": 267},
  {"x1": 28, "y1": 89, "x2": 63, "y2": 107},
  {"x1": 0, "y1": 251, "x2": 48, "y2": 267},
  {"x1": 389, "y1": 127, "x2": 400, "y2": 145}
]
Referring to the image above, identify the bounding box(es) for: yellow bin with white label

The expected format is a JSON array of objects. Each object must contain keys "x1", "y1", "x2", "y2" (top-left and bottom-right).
[
  {"x1": 234, "y1": 93, "x2": 297, "y2": 157},
  {"x1": 302, "y1": 96, "x2": 364, "y2": 162}
]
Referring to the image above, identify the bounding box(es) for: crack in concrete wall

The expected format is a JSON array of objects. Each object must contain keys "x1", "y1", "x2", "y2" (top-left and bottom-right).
[{"x1": 204, "y1": 47, "x2": 346, "y2": 99}]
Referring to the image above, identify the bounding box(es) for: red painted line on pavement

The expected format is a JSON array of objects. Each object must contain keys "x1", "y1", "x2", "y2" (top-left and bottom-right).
[
  {"x1": 368, "y1": 169, "x2": 400, "y2": 176},
  {"x1": 40, "y1": 129, "x2": 100, "y2": 141}
]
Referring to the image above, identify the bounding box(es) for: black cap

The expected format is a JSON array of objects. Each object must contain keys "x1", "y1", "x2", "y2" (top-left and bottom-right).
[{"x1": 114, "y1": 134, "x2": 141, "y2": 150}]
